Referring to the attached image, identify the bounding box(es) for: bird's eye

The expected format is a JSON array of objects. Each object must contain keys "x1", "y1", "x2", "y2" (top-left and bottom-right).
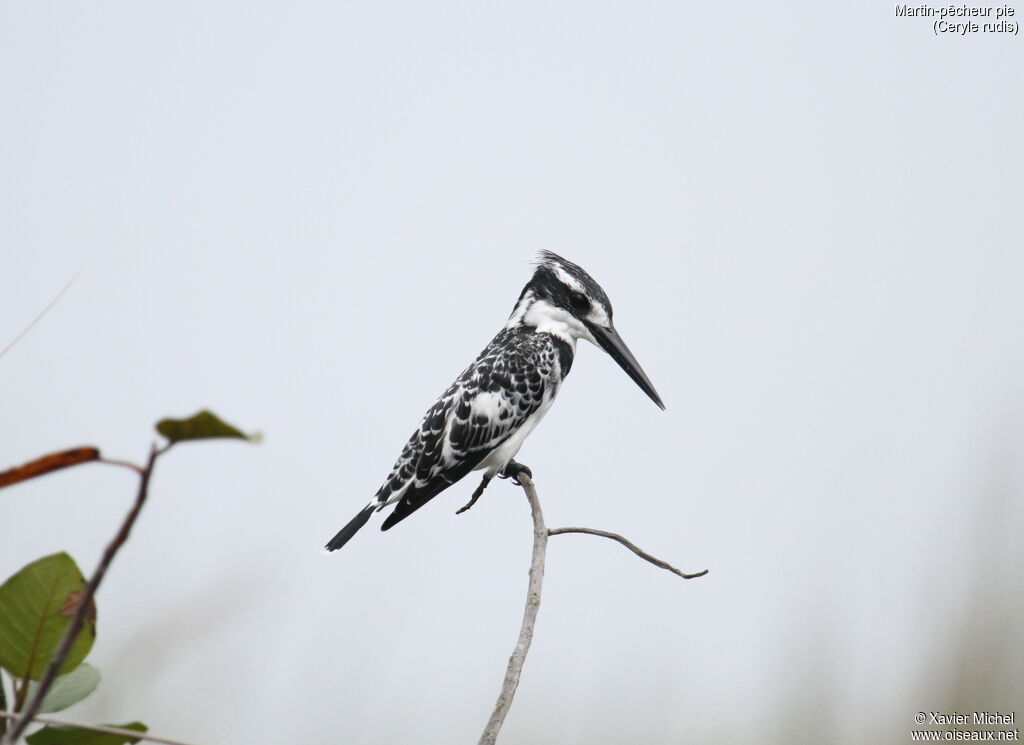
[{"x1": 570, "y1": 292, "x2": 590, "y2": 313}]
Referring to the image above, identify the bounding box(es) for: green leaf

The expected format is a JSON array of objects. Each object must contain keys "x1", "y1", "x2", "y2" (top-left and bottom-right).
[
  {"x1": 28, "y1": 662, "x2": 101, "y2": 713},
  {"x1": 26, "y1": 721, "x2": 146, "y2": 745},
  {"x1": 155, "y1": 409, "x2": 259, "y2": 444},
  {"x1": 0, "y1": 553, "x2": 95, "y2": 680}
]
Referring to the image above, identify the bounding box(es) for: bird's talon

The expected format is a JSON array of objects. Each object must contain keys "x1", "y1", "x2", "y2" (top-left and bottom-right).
[{"x1": 500, "y1": 461, "x2": 533, "y2": 485}]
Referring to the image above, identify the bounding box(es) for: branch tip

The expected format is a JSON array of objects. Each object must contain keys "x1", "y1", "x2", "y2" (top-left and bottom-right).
[{"x1": 547, "y1": 527, "x2": 709, "y2": 580}]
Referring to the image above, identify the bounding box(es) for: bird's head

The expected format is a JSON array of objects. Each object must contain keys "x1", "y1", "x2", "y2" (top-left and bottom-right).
[{"x1": 508, "y1": 251, "x2": 665, "y2": 409}]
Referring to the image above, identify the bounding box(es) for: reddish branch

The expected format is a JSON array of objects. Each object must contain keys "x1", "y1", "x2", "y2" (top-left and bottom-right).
[{"x1": 0, "y1": 448, "x2": 100, "y2": 490}]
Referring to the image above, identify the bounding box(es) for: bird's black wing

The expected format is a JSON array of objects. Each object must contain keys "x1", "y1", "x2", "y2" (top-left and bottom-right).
[{"x1": 379, "y1": 331, "x2": 553, "y2": 530}]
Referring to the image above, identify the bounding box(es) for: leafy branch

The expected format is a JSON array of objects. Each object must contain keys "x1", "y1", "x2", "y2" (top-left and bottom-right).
[{"x1": 0, "y1": 410, "x2": 257, "y2": 745}]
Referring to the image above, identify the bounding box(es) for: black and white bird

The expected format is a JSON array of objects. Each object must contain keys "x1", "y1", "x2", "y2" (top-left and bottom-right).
[{"x1": 325, "y1": 251, "x2": 663, "y2": 551}]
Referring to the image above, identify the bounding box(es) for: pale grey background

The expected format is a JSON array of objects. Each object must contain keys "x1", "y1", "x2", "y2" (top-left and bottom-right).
[{"x1": 2, "y1": 3, "x2": 1022, "y2": 744}]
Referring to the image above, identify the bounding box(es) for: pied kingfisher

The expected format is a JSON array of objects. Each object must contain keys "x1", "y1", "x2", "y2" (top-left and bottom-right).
[{"x1": 325, "y1": 251, "x2": 664, "y2": 551}]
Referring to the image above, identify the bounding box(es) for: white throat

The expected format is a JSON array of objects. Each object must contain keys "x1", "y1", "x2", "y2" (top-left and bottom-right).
[{"x1": 517, "y1": 299, "x2": 595, "y2": 346}]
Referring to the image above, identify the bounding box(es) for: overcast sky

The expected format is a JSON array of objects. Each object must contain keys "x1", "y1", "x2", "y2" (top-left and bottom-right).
[{"x1": 2, "y1": 3, "x2": 1022, "y2": 744}]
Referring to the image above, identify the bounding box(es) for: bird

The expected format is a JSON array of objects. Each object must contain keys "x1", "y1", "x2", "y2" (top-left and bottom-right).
[{"x1": 324, "y1": 250, "x2": 664, "y2": 551}]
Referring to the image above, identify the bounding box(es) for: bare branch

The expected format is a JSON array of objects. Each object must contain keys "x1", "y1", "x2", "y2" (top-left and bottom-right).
[
  {"x1": 478, "y1": 478, "x2": 707, "y2": 744},
  {"x1": 1, "y1": 444, "x2": 162, "y2": 745},
  {"x1": 548, "y1": 528, "x2": 709, "y2": 580},
  {"x1": 477, "y1": 473, "x2": 547, "y2": 745},
  {"x1": 0, "y1": 711, "x2": 200, "y2": 745}
]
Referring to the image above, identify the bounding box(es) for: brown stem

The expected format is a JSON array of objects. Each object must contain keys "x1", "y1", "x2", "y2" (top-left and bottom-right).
[
  {"x1": 97, "y1": 457, "x2": 146, "y2": 475},
  {"x1": 1, "y1": 444, "x2": 165, "y2": 745},
  {"x1": 11, "y1": 678, "x2": 26, "y2": 714},
  {"x1": 547, "y1": 528, "x2": 709, "y2": 580}
]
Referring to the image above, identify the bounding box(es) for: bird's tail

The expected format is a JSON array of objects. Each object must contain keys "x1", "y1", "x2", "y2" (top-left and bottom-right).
[{"x1": 324, "y1": 501, "x2": 377, "y2": 551}]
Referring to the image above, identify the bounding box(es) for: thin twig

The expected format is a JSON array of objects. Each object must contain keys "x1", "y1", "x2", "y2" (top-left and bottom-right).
[
  {"x1": 97, "y1": 457, "x2": 146, "y2": 475},
  {"x1": 477, "y1": 473, "x2": 547, "y2": 745},
  {"x1": 548, "y1": 528, "x2": 709, "y2": 580},
  {"x1": 1, "y1": 444, "x2": 166, "y2": 745},
  {"x1": 0, "y1": 271, "x2": 81, "y2": 361},
  {"x1": 0, "y1": 711, "x2": 198, "y2": 745}
]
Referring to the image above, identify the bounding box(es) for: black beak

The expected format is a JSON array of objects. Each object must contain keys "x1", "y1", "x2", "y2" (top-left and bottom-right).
[{"x1": 587, "y1": 323, "x2": 665, "y2": 410}]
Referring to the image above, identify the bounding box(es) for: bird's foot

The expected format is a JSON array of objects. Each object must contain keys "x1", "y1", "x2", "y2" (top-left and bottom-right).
[
  {"x1": 497, "y1": 460, "x2": 533, "y2": 486},
  {"x1": 457, "y1": 462, "x2": 533, "y2": 514},
  {"x1": 456, "y1": 475, "x2": 492, "y2": 515}
]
